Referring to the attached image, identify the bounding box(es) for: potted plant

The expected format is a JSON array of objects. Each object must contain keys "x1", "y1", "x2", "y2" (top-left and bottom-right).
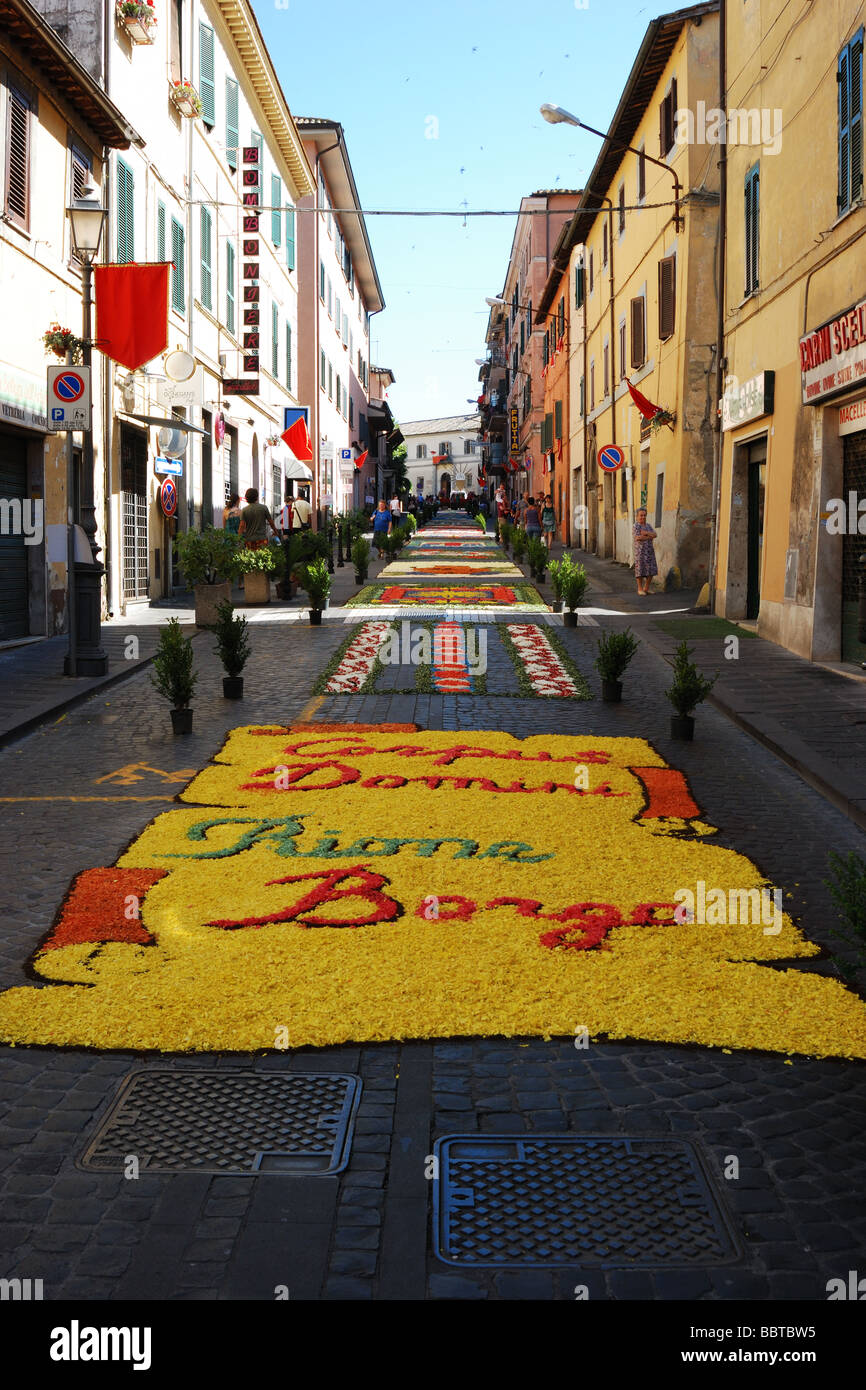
[
  {"x1": 548, "y1": 557, "x2": 565, "y2": 612},
  {"x1": 174, "y1": 527, "x2": 239, "y2": 628},
  {"x1": 116, "y1": 0, "x2": 157, "y2": 43},
  {"x1": 232, "y1": 544, "x2": 278, "y2": 605},
  {"x1": 561, "y1": 558, "x2": 589, "y2": 627},
  {"x1": 213, "y1": 599, "x2": 250, "y2": 699},
  {"x1": 595, "y1": 628, "x2": 639, "y2": 702},
  {"x1": 170, "y1": 79, "x2": 203, "y2": 117},
  {"x1": 43, "y1": 323, "x2": 83, "y2": 364},
  {"x1": 527, "y1": 535, "x2": 548, "y2": 582},
  {"x1": 665, "y1": 639, "x2": 717, "y2": 739},
  {"x1": 511, "y1": 528, "x2": 528, "y2": 567},
  {"x1": 301, "y1": 556, "x2": 332, "y2": 624},
  {"x1": 499, "y1": 520, "x2": 512, "y2": 552},
  {"x1": 151, "y1": 617, "x2": 197, "y2": 734},
  {"x1": 351, "y1": 536, "x2": 371, "y2": 584}
]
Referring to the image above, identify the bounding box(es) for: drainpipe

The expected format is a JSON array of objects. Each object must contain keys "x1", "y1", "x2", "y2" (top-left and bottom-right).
[
  {"x1": 708, "y1": 0, "x2": 727, "y2": 612},
  {"x1": 313, "y1": 133, "x2": 342, "y2": 530},
  {"x1": 102, "y1": 3, "x2": 113, "y2": 615}
]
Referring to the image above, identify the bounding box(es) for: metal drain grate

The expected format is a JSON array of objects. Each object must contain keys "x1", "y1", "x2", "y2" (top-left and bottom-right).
[
  {"x1": 434, "y1": 1136, "x2": 739, "y2": 1267},
  {"x1": 79, "y1": 1071, "x2": 361, "y2": 1175}
]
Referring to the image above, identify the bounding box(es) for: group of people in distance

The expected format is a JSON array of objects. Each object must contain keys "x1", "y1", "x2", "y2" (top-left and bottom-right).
[{"x1": 222, "y1": 487, "x2": 312, "y2": 550}]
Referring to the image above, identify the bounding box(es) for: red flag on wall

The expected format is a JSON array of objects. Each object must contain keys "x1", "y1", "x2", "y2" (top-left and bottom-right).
[
  {"x1": 354, "y1": 449, "x2": 369, "y2": 470},
  {"x1": 93, "y1": 264, "x2": 170, "y2": 370},
  {"x1": 281, "y1": 416, "x2": 314, "y2": 461},
  {"x1": 625, "y1": 377, "x2": 662, "y2": 419}
]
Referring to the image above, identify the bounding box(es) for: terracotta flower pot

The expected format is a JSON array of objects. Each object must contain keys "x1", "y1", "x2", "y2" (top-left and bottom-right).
[
  {"x1": 670, "y1": 714, "x2": 695, "y2": 741},
  {"x1": 170, "y1": 708, "x2": 193, "y2": 735},
  {"x1": 242, "y1": 570, "x2": 271, "y2": 605}
]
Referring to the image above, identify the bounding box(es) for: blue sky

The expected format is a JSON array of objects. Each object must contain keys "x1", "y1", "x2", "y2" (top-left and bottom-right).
[{"x1": 253, "y1": 0, "x2": 661, "y2": 424}]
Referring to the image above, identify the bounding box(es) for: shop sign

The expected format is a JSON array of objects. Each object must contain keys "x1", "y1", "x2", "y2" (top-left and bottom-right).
[
  {"x1": 839, "y1": 397, "x2": 866, "y2": 436},
  {"x1": 721, "y1": 371, "x2": 775, "y2": 431},
  {"x1": 0, "y1": 364, "x2": 48, "y2": 432},
  {"x1": 510, "y1": 407, "x2": 519, "y2": 452},
  {"x1": 800, "y1": 298, "x2": 866, "y2": 404}
]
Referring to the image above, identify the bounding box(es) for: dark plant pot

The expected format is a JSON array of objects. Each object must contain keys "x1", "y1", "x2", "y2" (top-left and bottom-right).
[
  {"x1": 170, "y1": 707, "x2": 193, "y2": 735},
  {"x1": 563, "y1": 611, "x2": 578, "y2": 628},
  {"x1": 552, "y1": 599, "x2": 563, "y2": 612},
  {"x1": 223, "y1": 676, "x2": 244, "y2": 699},
  {"x1": 601, "y1": 679, "x2": 623, "y2": 703},
  {"x1": 670, "y1": 714, "x2": 695, "y2": 741},
  {"x1": 309, "y1": 609, "x2": 323, "y2": 625}
]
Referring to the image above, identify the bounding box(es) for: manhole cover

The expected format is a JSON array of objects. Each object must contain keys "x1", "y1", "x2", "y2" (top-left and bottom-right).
[
  {"x1": 434, "y1": 1136, "x2": 739, "y2": 1267},
  {"x1": 79, "y1": 1070, "x2": 361, "y2": 1174}
]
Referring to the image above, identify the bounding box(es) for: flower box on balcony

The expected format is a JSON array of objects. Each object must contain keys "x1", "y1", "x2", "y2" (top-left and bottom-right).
[
  {"x1": 170, "y1": 81, "x2": 203, "y2": 118},
  {"x1": 116, "y1": 2, "x2": 157, "y2": 43}
]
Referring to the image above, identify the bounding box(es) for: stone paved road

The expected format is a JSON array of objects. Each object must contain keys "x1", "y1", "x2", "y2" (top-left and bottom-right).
[{"x1": 1, "y1": 592, "x2": 865, "y2": 1300}]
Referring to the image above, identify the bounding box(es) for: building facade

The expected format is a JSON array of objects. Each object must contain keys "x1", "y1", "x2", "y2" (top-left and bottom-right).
[
  {"x1": 401, "y1": 415, "x2": 481, "y2": 502},
  {"x1": 714, "y1": 0, "x2": 866, "y2": 664}
]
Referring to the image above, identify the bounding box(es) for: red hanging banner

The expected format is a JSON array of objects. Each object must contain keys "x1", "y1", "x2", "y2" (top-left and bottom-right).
[{"x1": 93, "y1": 264, "x2": 170, "y2": 371}]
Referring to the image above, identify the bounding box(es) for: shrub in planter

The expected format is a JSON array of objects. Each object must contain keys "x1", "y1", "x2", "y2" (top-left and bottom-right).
[
  {"x1": 560, "y1": 558, "x2": 589, "y2": 627},
  {"x1": 151, "y1": 617, "x2": 197, "y2": 733},
  {"x1": 665, "y1": 639, "x2": 716, "y2": 739},
  {"x1": 499, "y1": 520, "x2": 512, "y2": 552},
  {"x1": 511, "y1": 528, "x2": 528, "y2": 566},
  {"x1": 595, "y1": 628, "x2": 639, "y2": 702},
  {"x1": 174, "y1": 527, "x2": 239, "y2": 627},
  {"x1": 527, "y1": 535, "x2": 548, "y2": 580},
  {"x1": 232, "y1": 545, "x2": 277, "y2": 604},
  {"x1": 351, "y1": 536, "x2": 371, "y2": 583},
  {"x1": 548, "y1": 557, "x2": 566, "y2": 612},
  {"x1": 302, "y1": 556, "x2": 332, "y2": 623},
  {"x1": 213, "y1": 599, "x2": 251, "y2": 698}
]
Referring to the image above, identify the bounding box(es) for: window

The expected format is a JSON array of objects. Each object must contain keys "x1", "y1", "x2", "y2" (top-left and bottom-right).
[
  {"x1": 523, "y1": 377, "x2": 531, "y2": 416},
  {"x1": 654, "y1": 469, "x2": 665, "y2": 528},
  {"x1": 342, "y1": 312, "x2": 348, "y2": 343},
  {"x1": 590, "y1": 361, "x2": 595, "y2": 411},
  {"x1": 157, "y1": 201, "x2": 166, "y2": 262},
  {"x1": 744, "y1": 165, "x2": 760, "y2": 296},
  {"x1": 344, "y1": 245, "x2": 353, "y2": 289},
  {"x1": 271, "y1": 175, "x2": 281, "y2": 245},
  {"x1": 621, "y1": 469, "x2": 628, "y2": 508},
  {"x1": 439, "y1": 442, "x2": 450, "y2": 456},
  {"x1": 579, "y1": 375, "x2": 585, "y2": 414},
  {"x1": 285, "y1": 205, "x2": 295, "y2": 271},
  {"x1": 200, "y1": 205, "x2": 212, "y2": 310},
  {"x1": 542, "y1": 335, "x2": 549, "y2": 369},
  {"x1": 638, "y1": 146, "x2": 646, "y2": 202},
  {"x1": 589, "y1": 250, "x2": 594, "y2": 293},
  {"x1": 336, "y1": 376, "x2": 342, "y2": 412},
  {"x1": 603, "y1": 341, "x2": 610, "y2": 396},
  {"x1": 417, "y1": 476, "x2": 424, "y2": 493},
  {"x1": 416, "y1": 444, "x2": 427, "y2": 459},
  {"x1": 320, "y1": 349, "x2": 326, "y2": 389},
  {"x1": 226, "y1": 241, "x2": 235, "y2": 333},
  {"x1": 271, "y1": 302, "x2": 278, "y2": 376},
  {"x1": 541, "y1": 413, "x2": 554, "y2": 451},
  {"x1": 619, "y1": 319, "x2": 626, "y2": 380},
  {"x1": 839, "y1": 29, "x2": 864, "y2": 214},
  {"x1": 327, "y1": 278, "x2": 333, "y2": 317},
  {"x1": 618, "y1": 183, "x2": 626, "y2": 234},
  {"x1": 574, "y1": 264, "x2": 585, "y2": 308},
  {"x1": 328, "y1": 362, "x2": 333, "y2": 399},
  {"x1": 319, "y1": 260, "x2": 325, "y2": 301},
  {"x1": 170, "y1": 217, "x2": 185, "y2": 313},
  {"x1": 70, "y1": 144, "x2": 90, "y2": 202},
  {"x1": 658, "y1": 254, "x2": 676, "y2": 338},
  {"x1": 116, "y1": 158, "x2": 134, "y2": 263},
  {"x1": 170, "y1": 0, "x2": 182, "y2": 82},
  {"x1": 285, "y1": 322, "x2": 292, "y2": 391},
  {"x1": 630, "y1": 296, "x2": 646, "y2": 368},
  {"x1": 554, "y1": 400, "x2": 563, "y2": 440},
  {"x1": 659, "y1": 77, "x2": 678, "y2": 156},
  {"x1": 199, "y1": 24, "x2": 215, "y2": 127},
  {"x1": 335, "y1": 295, "x2": 341, "y2": 336},
  {"x1": 602, "y1": 220, "x2": 608, "y2": 267},
  {"x1": 349, "y1": 396, "x2": 354, "y2": 428},
  {"x1": 520, "y1": 319, "x2": 525, "y2": 354},
  {"x1": 225, "y1": 77, "x2": 239, "y2": 171}
]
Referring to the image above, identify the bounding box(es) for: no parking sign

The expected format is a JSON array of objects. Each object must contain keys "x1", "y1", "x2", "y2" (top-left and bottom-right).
[
  {"x1": 47, "y1": 366, "x2": 91, "y2": 430},
  {"x1": 598, "y1": 444, "x2": 625, "y2": 472},
  {"x1": 159, "y1": 476, "x2": 178, "y2": 518}
]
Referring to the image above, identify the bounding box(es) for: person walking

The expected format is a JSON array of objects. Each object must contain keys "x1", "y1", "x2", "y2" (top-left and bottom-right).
[
  {"x1": 222, "y1": 493, "x2": 242, "y2": 534},
  {"x1": 238, "y1": 488, "x2": 279, "y2": 550},
  {"x1": 633, "y1": 507, "x2": 658, "y2": 595},
  {"x1": 390, "y1": 492, "x2": 402, "y2": 522},
  {"x1": 291, "y1": 490, "x2": 312, "y2": 530},
  {"x1": 524, "y1": 496, "x2": 542, "y2": 540},
  {"x1": 372, "y1": 499, "x2": 393, "y2": 556},
  {"x1": 541, "y1": 493, "x2": 556, "y2": 550}
]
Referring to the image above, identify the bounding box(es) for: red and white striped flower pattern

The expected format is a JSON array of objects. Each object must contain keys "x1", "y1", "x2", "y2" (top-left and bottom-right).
[
  {"x1": 324, "y1": 622, "x2": 392, "y2": 693},
  {"x1": 432, "y1": 621, "x2": 471, "y2": 693},
  {"x1": 507, "y1": 624, "x2": 580, "y2": 697}
]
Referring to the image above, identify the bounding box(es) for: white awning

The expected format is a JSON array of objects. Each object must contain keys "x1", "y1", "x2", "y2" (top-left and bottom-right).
[{"x1": 286, "y1": 458, "x2": 313, "y2": 480}]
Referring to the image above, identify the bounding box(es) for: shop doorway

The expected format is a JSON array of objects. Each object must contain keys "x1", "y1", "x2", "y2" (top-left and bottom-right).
[
  {"x1": 0, "y1": 434, "x2": 29, "y2": 640},
  {"x1": 201, "y1": 409, "x2": 213, "y2": 528},
  {"x1": 842, "y1": 428, "x2": 866, "y2": 663},
  {"x1": 746, "y1": 438, "x2": 766, "y2": 619},
  {"x1": 120, "y1": 425, "x2": 148, "y2": 601}
]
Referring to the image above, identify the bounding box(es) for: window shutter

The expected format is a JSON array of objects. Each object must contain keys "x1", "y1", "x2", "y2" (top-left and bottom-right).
[
  {"x1": 618, "y1": 184, "x2": 625, "y2": 233},
  {"x1": 285, "y1": 205, "x2": 295, "y2": 270},
  {"x1": 659, "y1": 95, "x2": 667, "y2": 157},
  {"x1": 271, "y1": 174, "x2": 281, "y2": 245},
  {"x1": 554, "y1": 400, "x2": 563, "y2": 440},
  {"x1": 839, "y1": 47, "x2": 851, "y2": 210},
  {"x1": 272, "y1": 302, "x2": 279, "y2": 376},
  {"x1": 199, "y1": 24, "x2": 216, "y2": 126},
  {"x1": 171, "y1": 217, "x2": 185, "y2": 313},
  {"x1": 285, "y1": 322, "x2": 291, "y2": 391},
  {"x1": 745, "y1": 167, "x2": 760, "y2": 294},
  {"x1": 670, "y1": 78, "x2": 677, "y2": 148},
  {"x1": 630, "y1": 297, "x2": 645, "y2": 368},
  {"x1": 71, "y1": 146, "x2": 90, "y2": 201},
  {"x1": 638, "y1": 148, "x2": 646, "y2": 201},
  {"x1": 5, "y1": 88, "x2": 30, "y2": 229},
  {"x1": 602, "y1": 220, "x2": 608, "y2": 266},
  {"x1": 200, "y1": 205, "x2": 212, "y2": 309},
  {"x1": 589, "y1": 251, "x2": 594, "y2": 293},
  {"x1": 575, "y1": 265, "x2": 585, "y2": 308},
  {"x1": 520, "y1": 319, "x2": 525, "y2": 354},
  {"x1": 157, "y1": 201, "x2": 166, "y2": 263},
  {"x1": 116, "y1": 158, "x2": 134, "y2": 263},
  {"x1": 851, "y1": 34, "x2": 864, "y2": 206},
  {"x1": 658, "y1": 255, "x2": 676, "y2": 339},
  {"x1": 226, "y1": 241, "x2": 235, "y2": 333},
  {"x1": 225, "y1": 77, "x2": 239, "y2": 171}
]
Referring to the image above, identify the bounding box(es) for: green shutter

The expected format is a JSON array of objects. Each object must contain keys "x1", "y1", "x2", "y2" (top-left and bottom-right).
[
  {"x1": 199, "y1": 24, "x2": 215, "y2": 125},
  {"x1": 171, "y1": 217, "x2": 185, "y2": 313},
  {"x1": 285, "y1": 321, "x2": 291, "y2": 390},
  {"x1": 575, "y1": 266, "x2": 585, "y2": 308},
  {"x1": 554, "y1": 400, "x2": 563, "y2": 440},
  {"x1": 116, "y1": 158, "x2": 134, "y2": 264},
  {"x1": 225, "y1": 77, "x2": 239, "y2": 171},
  {"x1": 200, "y1": 205, "x2": 212, "y2": 310},
  {"x1": 226, "y1": 241, "x2": 235, "y2": 333},
  {"x1": 157, "y1": 200, "x2": 166, "y2": 263},
  {"x1": 285, "y1": 204, "x2": 295, "y2": 270},
  {"x1": 271, "y1": 175, "x2": 281, "y2": 245},
  {"x1": 272, "y1": 301, "x2": 279, "y2": 376}
]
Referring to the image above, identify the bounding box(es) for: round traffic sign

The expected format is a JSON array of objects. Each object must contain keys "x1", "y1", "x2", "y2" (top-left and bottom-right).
[
  {"x1": 53, "y1": 371, "x2": 85, "y2": 403},
  {"x1": 598, "y1": 444, "x2": 625, "y2": 472},
  {"x1": 159, "y1": 477, "x2": 178, "y2": 517}
]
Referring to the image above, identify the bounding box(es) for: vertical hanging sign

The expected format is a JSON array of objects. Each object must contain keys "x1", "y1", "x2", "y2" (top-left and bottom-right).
[{"x1": 241, "y1": 144, "x2": 261, "y2": 394}]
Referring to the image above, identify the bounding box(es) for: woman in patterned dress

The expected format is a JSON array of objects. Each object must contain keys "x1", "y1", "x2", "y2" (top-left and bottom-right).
[{"x1": 633, "y1": 507, "x2": 658, "y2": 595}]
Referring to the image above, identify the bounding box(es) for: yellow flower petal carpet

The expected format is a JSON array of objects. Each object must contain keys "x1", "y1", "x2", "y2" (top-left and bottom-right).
[{"x1": 1, "y1": 723, "x2": 864, "y2": 1058}]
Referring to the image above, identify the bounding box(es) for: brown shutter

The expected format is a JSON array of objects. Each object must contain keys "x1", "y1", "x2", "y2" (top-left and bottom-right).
[
  {"x1": 631, "y1": 297, "x2": 646, "y2": 368},
  {"x1": 659, "y1": 97, "x2": 666, "y2": 156},
  {"x1": 658, "y1": 255, "x2": 676, "y2": 339},
  {"x1": 5, "y1": 89, "x2": 30, "y2": 229}
]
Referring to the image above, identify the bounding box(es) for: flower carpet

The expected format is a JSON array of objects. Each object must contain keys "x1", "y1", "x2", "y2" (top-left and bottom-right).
[
  {"x1": 346, "y1": 584, "x2": 547, "y2": 609},
  {"x1": 1, "y1": 722, "x2": 865, "y2": 1057}
]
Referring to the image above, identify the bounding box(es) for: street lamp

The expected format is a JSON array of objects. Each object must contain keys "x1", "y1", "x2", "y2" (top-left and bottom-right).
[
  {"x1": 540, "y1": 103, "x2": 683, "y2": 231},
  {"x1": 65, "y1": 178, "x2": 108, "y2": 676}
]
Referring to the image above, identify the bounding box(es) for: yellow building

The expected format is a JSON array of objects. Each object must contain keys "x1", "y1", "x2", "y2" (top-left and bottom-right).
[
  {"x1": 562, "y1": 2, "x2": 721, "y2": 586},
  {"x1": 715, "y1": 0, "x2": 866, "y2": 664}
]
